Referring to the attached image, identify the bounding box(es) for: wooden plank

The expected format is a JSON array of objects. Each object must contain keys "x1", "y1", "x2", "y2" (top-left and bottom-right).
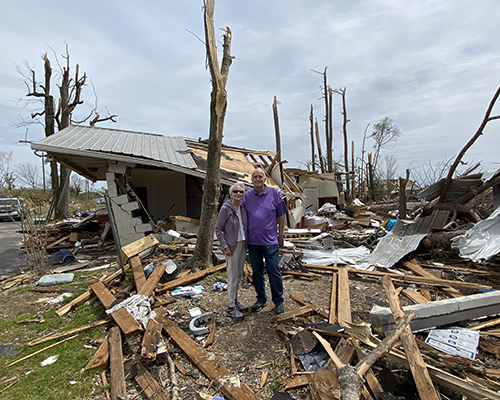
[
  {"x1": 272, "y1": 306, "x2": 314, "y2": 324},
  {"x1": 156, "y1": 263, "x2": 226, "y2": 293},
  {"x1": 89, "y1": 279, "x2": 143, "y2": 337},
  {"x1": 163, "y1": 316, "x2": 260, "y2": 400},
  {"x1": 141, "y1": 308, "x2": 166, "y2": 360},
  {"x1": 134, "y1": 363, "x2": 170, "y2": 400},
  {"x1": 56, "y1": 265, "x2": 127, "y2": 317},
  {"x1": 121, "y1": 234, "x2": 159, "y2": 260},
  {"x1": 85, "y1": 335, "x2": 109, "y2": 370},
  {"x1": 28, "y1": 318, "x2": 111, "y2": 346},
  {"x1": 109, "y1": 326, "x2": 127, "y2": 400},
  {"x1": 381, "y1": 276, "x2": 439, "y2": 400},
  {"x1": 402, "y1": 288, "x2": 429, "y2": 304},
  {"x1": 130, "y1": 255, "x2": 146, "y2": 292},
  {"x1": 138, "y1": 263, "x2": 167, "y2": 297},
  {"x1": 46, "y1": 235, "x2": 71, "y2": 250},
  {"x1": 304, "y1": 263, "x2": 492, "y2": 290},
  {"x1": 289, "y1": 293, "x2": 329, "y2": 319},
  {"x1": 401, "y1": 259, "x2": 463, "y2": 298},
  {"x1": 203, "y1": 314, "x2": 216, "y2": 348},
  {"x1": 329, "y1": 271, "x2": 337, "y2": 324},
  {"x1": 337, "y1": 267, "x2": 351, "y2": 327}
]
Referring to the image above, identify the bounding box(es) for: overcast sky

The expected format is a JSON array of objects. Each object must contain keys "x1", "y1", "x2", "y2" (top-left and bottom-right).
[{"x1": 1, "y1": 0, "x2": 499, "y2": 183}]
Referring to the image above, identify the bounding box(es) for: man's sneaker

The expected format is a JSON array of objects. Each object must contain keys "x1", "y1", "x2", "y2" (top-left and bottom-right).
[
  {"x1": 251, "y1": 301, "x2": 267, "y2": 312},
  {"x1": 274, "y1": 303, "x2": 285, "y2": 315},
  {"x1": 226, "y1": 307, "x2": 244, "y2": 321},
  {"x1": 236, "y1": 302, "x2": 249, "y2": 313}
]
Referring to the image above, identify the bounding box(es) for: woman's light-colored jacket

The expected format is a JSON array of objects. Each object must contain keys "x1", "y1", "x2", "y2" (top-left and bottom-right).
[{"x1": 215, "y1": 200, "x2": 248, "y2": 254}]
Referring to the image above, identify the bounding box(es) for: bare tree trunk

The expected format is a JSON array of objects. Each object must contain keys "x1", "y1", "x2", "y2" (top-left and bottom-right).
[
  {"x1": 309, "y1": 105, "x2": 315, "y2": 171},
  {"x1": 185, "y1": 0, "x2": 233, "y2": 271},
  {"x1": 351, "y1": 141, "x2": 355, "y2": 200},
  {"x1": 399, "y1": 169, "x2": 410, "y2": 219},
  {"x1": 272, "y1": 96, "x2": 284, "y2": 187},
  {"x1": 337, "y1": 87, "x2": 350, "y2": 200},
  {"x1": 438, "y1": 86, "x2": 500, "y2": 204},
  {"x1": 368, "y1": 153, "x2": 374, "y2": 203},
  {"x1": 314, "y1": 119, "x2": 325, "y2": 173},
  {"x1": 328, "y1": 86, "x2": 333, "y2": 172}
]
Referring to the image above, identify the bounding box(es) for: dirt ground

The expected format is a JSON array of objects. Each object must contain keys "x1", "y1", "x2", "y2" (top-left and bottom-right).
[{"x1": 2, "y1": 254, "x2": 500, "y2": 400}]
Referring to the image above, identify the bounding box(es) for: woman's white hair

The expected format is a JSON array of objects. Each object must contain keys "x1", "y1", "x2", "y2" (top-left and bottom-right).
[{"x1": 229, "y1": 182, "x2": 246, "y2": 193}]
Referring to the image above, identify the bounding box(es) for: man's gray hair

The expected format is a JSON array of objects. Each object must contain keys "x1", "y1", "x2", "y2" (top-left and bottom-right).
[{"x1": 229, "y1": 182, "x2": 246, "y2": 193}]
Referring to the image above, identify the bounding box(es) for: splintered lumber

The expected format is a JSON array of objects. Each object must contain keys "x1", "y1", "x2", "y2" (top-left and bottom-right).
[
  {"x1": 130, "y1": 255, "x2": 146, "y2": 292},
  {"x1": 109, "y1": 327, "x2": 127, "y2": 400},
  {"x1": 272, "y1": 306, "x2": 315, "y2": 324},
  {"x1": 203, "y1": 314, "x2": 216, "y2": 348},
  {"x1": 46, "y1": 234, "x2": 71, "y2": 250},
  {"x1": 303, "y1": 263, "x2": 492, "y2": 291},
  {"x1": 121, "y1": 233, "x2": 159, "y2": 261},
  {"x1": 281, "y1": 374, "x2": 310, "y2": 390},
  {"x1": 56, "y1": 265, "x2": 127, "y2": 317},
  {"x1": 85, "y1": 335, "x2": 109, "y2": 370},
  {"x1": 337, "y1": 266, "x2": 352, "y2": 326},
  {"x1": 28, "y1": 318, "x2": 111, "y2": 347},
  {"x1": 8, "y1": 334, "x2": 79, "y2": 367},
  {"x1": 382, "y1": 276, "x2": 439, "y2": 400},
  {"x1": 402, "y1": 288, "x2": 429, "y2": 304},
  {"x1": 290, "y1": 293, "x2": 329, "y2": 319},
  {"x1": 162, "y1": 316, "x2": 259, "y2": 400},
  {"x1": 141, "y1": 308, "x2": 166, "y2": 360},
  {"x1": 156, "y1": 263, "x2": 226, "y2": 293},
  {"x1": 329, "y1": 270, "x2": 337, "y2": 324},
  {"x1": 134, "y1": 362, "x2": 170, "y2": 400},
  {"x1": 401, "y1": 259, "x2": 463, "y2": 298},
  {"x1": 138, "y1": 263, "x2": 167, "y2": 297},
  {"x1": 89, "y1": 279, "x2": 143, "y2": 337}
]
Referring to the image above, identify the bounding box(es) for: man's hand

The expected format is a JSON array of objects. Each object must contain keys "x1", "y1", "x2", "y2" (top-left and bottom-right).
[{"x1": 223, "y1": 248, "x2": 232, "y2": 256}]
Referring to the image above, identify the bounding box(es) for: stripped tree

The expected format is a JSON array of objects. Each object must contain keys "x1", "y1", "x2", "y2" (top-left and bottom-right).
[{"x1": 184, "y1": 0, "x2": 233, "y2": 271}]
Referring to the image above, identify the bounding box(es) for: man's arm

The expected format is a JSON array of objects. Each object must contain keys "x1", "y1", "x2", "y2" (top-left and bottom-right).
[{"x1": 277, "y1": 214, "x2": 285, "y2": 248}]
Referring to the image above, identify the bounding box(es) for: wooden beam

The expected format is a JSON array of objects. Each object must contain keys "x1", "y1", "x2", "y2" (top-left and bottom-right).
[
  {"x1": 304, "y1": 263, "x2": 492, "y2": 291},
  {"x1": 272, "y1": 306, "x2": 315, "y2": 324},
  {"x1": 130, "y1": 255, "x2": 146, "y2": 292},
  {"x1": 402, "y1": 288, "x2": 429, "y2": 304},
  {"x1": 85, "y1": 335, "x2": 109, "y2": 370},
  {"x1": 289, "y1": 293, "x2": 329, "y2": 319},
  {"x1": 134, "y1": 363, "x2": 170, "y2": 400},
  {"x1": 156, "y1": 263, "x2": 226, "y2": 293},
  {"x1": 401, "y1": 259, "x2": 463, "y2": 298},
  {"x1": 329, "y1": 271, "x2": 337, "y2": 324},
  {"x1": 141, "y1": 308, "x2": 166, "y2": 360},
  {"x1": 121, "y1": 234, "x2": 159, "y2": 260},
  {"x1": 89, "y1": 280, "x2": 143, "y2": 337},
  {"x1": 138, "y1": 263, "x2": 167, "y2": 297},
  {"x1": 337, "y1": 267, "x2": 351, "y2": 327},
  {"x1": 381, "y1": 276, "x2": 439, "y2": 400},
  {"x1": 163, "y1": 316, "x2": 259, "y2": 400},
  {"x1": 109, "y1": 326, "x2": 127, "y2": 400}
]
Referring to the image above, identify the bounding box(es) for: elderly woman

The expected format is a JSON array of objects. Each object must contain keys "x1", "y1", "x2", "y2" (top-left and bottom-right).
[{"x1": 215, "y1": 182, "x2": 249, "y2": 321}]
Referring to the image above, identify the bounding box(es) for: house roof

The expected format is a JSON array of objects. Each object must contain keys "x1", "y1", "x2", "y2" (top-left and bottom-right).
[{"x1": 30, "y1": 125, "x2": 279, "y2": 186}]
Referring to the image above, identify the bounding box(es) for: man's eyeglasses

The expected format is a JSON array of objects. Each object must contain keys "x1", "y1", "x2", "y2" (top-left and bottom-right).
[{"x1": 232, "y1": 190, "x2": 244, "y2": 194}]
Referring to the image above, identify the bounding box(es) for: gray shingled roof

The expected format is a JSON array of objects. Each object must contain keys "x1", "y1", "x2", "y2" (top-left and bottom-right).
[{"x1": 32, "y1": 125, "x2": 197, "y2": 169}]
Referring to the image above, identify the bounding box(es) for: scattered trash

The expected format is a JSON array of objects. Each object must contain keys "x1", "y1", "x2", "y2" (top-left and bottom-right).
[
  {"x1": 212, "y1": 282, "x2": 227, "y2": 291},
  {"x1": 40, "y1": 355, "x2": 58, "y2": 366},
  {"x1": 171, "y1": 285, "x2": 204, "y2": 297},
  {"x1": 425, "y1": 328, "x2": 480, "y2": 360}
]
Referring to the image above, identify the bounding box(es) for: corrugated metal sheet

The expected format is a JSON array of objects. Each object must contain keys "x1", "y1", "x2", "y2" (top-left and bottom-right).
[
  {"x1": 418, "y1": 178, "x2": 483, "y2": 202},
  {"x1": 33, "y1": 125, "x2": 197, "y2": 169},
  {"x1": 358, "y1": 210, "x2": 450, "y2": 269}
]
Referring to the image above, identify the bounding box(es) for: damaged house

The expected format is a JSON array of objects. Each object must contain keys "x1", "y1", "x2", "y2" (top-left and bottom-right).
[{"x1": 31, "y1": 125, "x2": 341, "y2": 247}]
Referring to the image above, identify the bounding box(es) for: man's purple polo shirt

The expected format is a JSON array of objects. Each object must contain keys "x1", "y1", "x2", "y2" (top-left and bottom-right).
[{"x1": 242, "y1": 185, "x2": 288, "y2": 246}]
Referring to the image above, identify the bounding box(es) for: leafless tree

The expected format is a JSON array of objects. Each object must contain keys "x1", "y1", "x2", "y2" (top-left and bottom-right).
[
  {"x1": 16, "y1": 163, "x2": 41, "y2": 189},
  {"x1": 17, "y1": 45, "x2": 116, "y2": 219},
  {"x1": 383, "y1": 154, "x2": 398, "y2": 197},
  {"x1": 71, "y1": 174, "x2": 84, "y2": 196},
  {"x1": 184, "y1": 0, "x2": 233, "y2": 271},
  {"x1": 370, "y1": 116, "x2": 401, "y2": 174}
]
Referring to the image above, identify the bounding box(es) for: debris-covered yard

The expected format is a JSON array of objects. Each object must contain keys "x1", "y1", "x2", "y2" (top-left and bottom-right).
[{"x1": 2, "y1": 197, "x2": 500, "y2": 400}]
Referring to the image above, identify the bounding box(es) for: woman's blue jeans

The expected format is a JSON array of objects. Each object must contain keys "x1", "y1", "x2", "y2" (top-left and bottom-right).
[{"x1": 248, "y1": 244, "x2": 284, "y2": 305}]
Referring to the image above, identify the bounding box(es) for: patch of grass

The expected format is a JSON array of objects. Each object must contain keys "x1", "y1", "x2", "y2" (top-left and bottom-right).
[
  {"x1": 268, "y1": 357, "x2": 287, "y2": 369},
  {"x1": 6, "y1": 286, "x2": 31, "y2": 296},
  {"x1": 0, "y1": 298, "x2": 107, "y2": 399},
  {"x1": 213, "y1": 271, "x2": 227, "y2": 280}
]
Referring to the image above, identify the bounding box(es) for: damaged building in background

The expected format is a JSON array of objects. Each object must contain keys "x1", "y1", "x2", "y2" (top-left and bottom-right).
[{"x1": 31, "y1": 125, "x2": 342, "y2": 247}]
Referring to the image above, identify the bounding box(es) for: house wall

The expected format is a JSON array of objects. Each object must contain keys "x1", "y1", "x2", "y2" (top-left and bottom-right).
[
  {"x1": 294, "y1": 174, "x2": 340, "y2": 211},
  {"x1": 130, "y1": 169, "x2": 187, "y2": 220}
]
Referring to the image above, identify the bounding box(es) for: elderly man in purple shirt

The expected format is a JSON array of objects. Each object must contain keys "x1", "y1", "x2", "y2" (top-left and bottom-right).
[{"x1": 242, "y1": 167, "x2": 288, "y2": 315}]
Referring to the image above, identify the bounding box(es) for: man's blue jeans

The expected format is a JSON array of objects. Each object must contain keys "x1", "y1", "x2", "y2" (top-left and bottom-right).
[{"x1": 248, "y1": 244, "x2": 283, "y2": 305}]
